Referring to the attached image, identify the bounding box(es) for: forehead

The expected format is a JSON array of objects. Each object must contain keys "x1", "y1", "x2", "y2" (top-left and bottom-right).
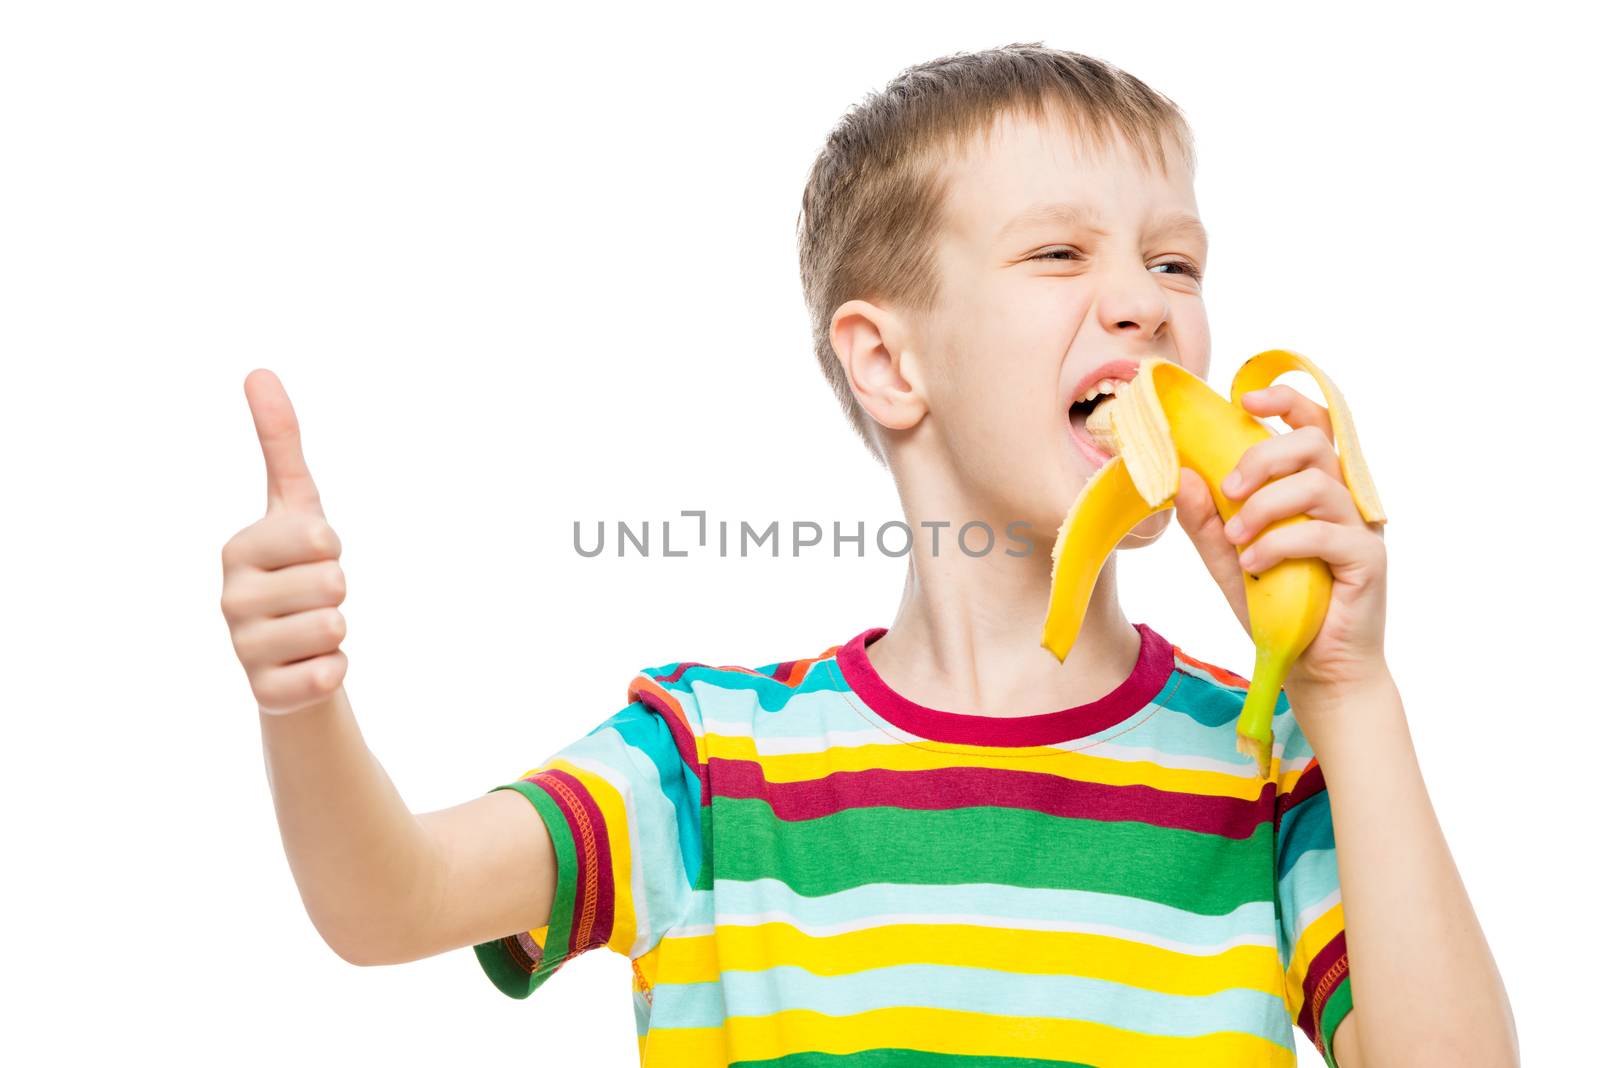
[{"x1": 938, "y1": 108, "x2": 1199, "y2": 249}]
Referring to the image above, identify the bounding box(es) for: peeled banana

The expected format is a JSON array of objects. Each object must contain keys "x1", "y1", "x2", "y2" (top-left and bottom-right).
[{"x1": 1042, "y1": 350, "x2": 1386, "y2": 778}]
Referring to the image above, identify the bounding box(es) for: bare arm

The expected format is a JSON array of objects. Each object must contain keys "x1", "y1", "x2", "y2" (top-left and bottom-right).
[
  {"x1": 1290, "y1": 672, "x2": 1519, "y2": 1068},
  {"x1": 259, "y1": 684, "x2": 558, "y2": 966},
  {"x1": 229, "y1": 368, "x2": 556, "y2": 968}
]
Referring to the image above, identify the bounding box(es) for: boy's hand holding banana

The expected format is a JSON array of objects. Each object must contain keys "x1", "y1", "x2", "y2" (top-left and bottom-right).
[
  {"x1": 221, "y1": 370, "x2": 350, "y2": 716},
  {"x1": 1042, "y1": 350, "x2": 1389, "y2": 777}
]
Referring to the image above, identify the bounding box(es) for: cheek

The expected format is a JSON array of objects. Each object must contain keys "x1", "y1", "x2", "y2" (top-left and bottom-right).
[{"x1": 1172, "y1": 303, "x2": 1211, "y2": 377}]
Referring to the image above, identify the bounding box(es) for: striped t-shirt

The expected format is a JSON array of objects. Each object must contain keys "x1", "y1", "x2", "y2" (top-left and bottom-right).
[{"x1": 474, "y1": 623, "x2": 1354, "y2": 1067}]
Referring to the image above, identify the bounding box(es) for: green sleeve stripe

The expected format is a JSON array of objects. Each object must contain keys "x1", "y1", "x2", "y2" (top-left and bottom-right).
[
  {"x1": 471, "y1": 779, "x2": 580, "y2": 999},
  {"x1": 1318, "y1": 973, "x2": 1355, "y2": 1068}
]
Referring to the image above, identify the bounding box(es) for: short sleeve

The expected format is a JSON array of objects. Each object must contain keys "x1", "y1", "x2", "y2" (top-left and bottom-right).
[
  {"x1": 474, "y1": 668, "x2": 709, "y2": 999},
  {"x1": 1273, "y1": 701, "x2": 1355, "y2": 1068}
]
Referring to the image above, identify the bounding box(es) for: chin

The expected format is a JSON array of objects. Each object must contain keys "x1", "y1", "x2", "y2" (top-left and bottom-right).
[{"x1": 1117, "y1": 508, "x2": 1173, "y2": 550}]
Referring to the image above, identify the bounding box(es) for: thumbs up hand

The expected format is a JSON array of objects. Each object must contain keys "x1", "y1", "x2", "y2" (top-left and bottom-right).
[{"x1": 221, "y1": 370, "x2": 350, "y2": 715}]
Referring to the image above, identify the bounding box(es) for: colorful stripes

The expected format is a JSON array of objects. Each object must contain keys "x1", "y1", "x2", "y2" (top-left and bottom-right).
[{"x1": 475, "y1": 624, "x2": 1354, "y2": 1067}]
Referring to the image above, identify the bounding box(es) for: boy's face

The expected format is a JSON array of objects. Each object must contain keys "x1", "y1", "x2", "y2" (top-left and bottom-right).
[{"x1": 907, "y1": 108, "x2": 1209, "y2": 544}]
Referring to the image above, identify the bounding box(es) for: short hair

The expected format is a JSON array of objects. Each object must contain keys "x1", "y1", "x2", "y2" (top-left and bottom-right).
[{"x1": 795, "y1": 43, "x2": 1197, "y2": 464}]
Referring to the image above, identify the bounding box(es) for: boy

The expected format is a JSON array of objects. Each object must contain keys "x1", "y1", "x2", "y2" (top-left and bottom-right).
[{"x1": 222, "y1": 44, "x2": 1517, "y2": 1067}]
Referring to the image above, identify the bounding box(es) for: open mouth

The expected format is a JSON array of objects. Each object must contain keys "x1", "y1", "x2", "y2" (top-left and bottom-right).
[{"x1": 1065, "y1": 370, "x2": 1134, "y2": 467}]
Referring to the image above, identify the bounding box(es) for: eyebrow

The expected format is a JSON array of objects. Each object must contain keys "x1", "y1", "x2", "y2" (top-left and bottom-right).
[{"x1": 996, "y1": 201, "x2": 1209, "y2": 253}]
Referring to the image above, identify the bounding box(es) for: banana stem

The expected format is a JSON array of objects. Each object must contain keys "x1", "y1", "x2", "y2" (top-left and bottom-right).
[{"x1": 1235, "y1": 648, "x2": 1283, "y2": 779}]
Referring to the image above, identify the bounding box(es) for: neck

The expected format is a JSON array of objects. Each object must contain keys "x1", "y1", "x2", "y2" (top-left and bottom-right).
[{"x1": 866, "y1": 464, "x2": 1143, "y2": 717}]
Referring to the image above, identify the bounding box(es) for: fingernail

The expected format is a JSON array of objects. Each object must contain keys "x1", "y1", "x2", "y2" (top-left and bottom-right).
[
  {"x1": 1224, "y1": 517, "x2": 1242, "y2": 539},
  {"x1": 1222, "y1": 471, "x2": 1242, "y2": 495}
]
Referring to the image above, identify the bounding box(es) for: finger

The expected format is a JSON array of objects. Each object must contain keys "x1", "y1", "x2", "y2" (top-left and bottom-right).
[
  {"x1": 1240, "y1": 384, "x2": 1334, "y2": 441},
  {"x1": 1223, "y1": 468, "x2": 1363, "y2": 550},
  {"x1": 254, "y1": 650, "x2": 348, "y2": 716},
  {"x1": 221, "y1": 512, "x2": 342, "y2": 572},
  {"x1": 245, "y1": 368, "x2": 324, "y2": 516},
  {"x1": 1173, "y1": 467, "x2": 1250, "y2": 629},
  {"x1": 1221, "y1": 425, "x2": 1343, "y2": 502},
  {"x1": 232, "y1": 606, "x2": 348, "y2": 670},
  {"x1": 1236, "y1": 517, "x2": 1385, "y2": 577},
  {"x1": 219, "y1": 559, "x2": 347, "y2": 624}
]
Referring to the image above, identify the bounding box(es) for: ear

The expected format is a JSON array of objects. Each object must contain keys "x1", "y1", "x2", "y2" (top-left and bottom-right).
[{"x1": 830, "y1": 299, "x2": 928, "y2": 434}]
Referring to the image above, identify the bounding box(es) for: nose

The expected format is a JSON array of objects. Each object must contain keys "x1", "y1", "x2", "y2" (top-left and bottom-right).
[{"x1": 1094, "y1": 262, "x2": 1171, "y2": 341}]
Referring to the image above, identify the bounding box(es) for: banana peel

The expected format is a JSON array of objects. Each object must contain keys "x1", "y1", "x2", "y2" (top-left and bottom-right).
[{"x1": 1042, "y1": 349, "x2": 1386, "y2": 778}]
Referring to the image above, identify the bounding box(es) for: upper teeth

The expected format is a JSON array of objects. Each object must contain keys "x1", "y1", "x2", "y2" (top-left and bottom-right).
[{"x1": 1076, "y1": 377, "x2": 1127, "y2": 405}]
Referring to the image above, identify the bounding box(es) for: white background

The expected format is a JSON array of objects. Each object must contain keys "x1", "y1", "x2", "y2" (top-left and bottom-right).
[{"x1": 4, "y1": 2, "x2": 1591, "y2": 1063}]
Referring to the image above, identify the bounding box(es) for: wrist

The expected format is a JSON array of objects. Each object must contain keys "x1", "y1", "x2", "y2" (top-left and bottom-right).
[
  {"x1": 1286, "y1": 660, "x2": 1396, "y2": 711},
  {"x1": 1285, "y1": 666, "x2": 1405, "y2": 767}
]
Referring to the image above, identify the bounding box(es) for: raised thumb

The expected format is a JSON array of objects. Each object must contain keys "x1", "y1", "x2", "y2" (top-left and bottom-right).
[{"x1": 245, "y1": 368, "x2": 325, "y2": 516}]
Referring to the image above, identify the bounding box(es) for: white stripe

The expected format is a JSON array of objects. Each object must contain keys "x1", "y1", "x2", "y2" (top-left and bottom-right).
[
  {"x1": 1292, "y1": 885, "x2": 1342, "y2": 937},
  {"x1": 705, "y1": 718, "x2": 1286, "y2": 779},
  {"x1": 700, "y1": 719, "x2": 893, "y2": 754},
  {"x1": 1083, "y1": 738, "x2": 1283, "y2": 776}
]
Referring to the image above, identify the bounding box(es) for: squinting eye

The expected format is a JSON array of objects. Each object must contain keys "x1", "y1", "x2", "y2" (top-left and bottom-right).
[{"x1": 1030, "y1": 249, "x2": 1202, "y2": 280}]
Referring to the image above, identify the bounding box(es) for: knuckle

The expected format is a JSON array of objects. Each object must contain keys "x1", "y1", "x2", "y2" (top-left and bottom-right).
[
  {"x1": 250, "y1": 678, "x2": 277, "y2": 710},
  {"x1": 317, "y1": 653, "x2": 348, "y2": 693},
  {"x1": 301, "y1": 518, "x2": 330, "y2": 552},
  {"x1": 1291, "y1": 467, "x2": 1325, "y2": 493},
  {"x1": 325, "y1": 563, "x2": 348, "y2": 603},
  {"x1": 254, "y1": 671, "x2": 297, "y2": 713},
  {"x1": 311, "y1": 519, "x2": 342, "y2": 557},
  {"x1": 231, "y1": 624, "x2": 262, "y2": 665},
  {"x1": 1256, "y1": 442, "x2": 1290, "y2": 474},
  {"x1": 301, "y1": 655, "x2": 339, "y2": 697},
  {"x1": 1299, "y1": 422, "x2": 1334, "y2": 448},
  {"x1": 221, "y1": 528, "x2": 254, "y2": 569},
  {"x1": 322, "y1": 607, "x2": 347, "y2": 642},
  {"x1": 309, "y1": 665, "x2": 333, "y2": 695}
]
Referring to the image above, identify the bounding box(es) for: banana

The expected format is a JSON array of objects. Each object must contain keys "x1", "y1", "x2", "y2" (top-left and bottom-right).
[{"x1": 1043, "y1": 350, "x2": 1386, "y2": 778}]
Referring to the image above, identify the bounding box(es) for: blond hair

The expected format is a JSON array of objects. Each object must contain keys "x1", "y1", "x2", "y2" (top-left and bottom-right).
[{"x1": 795, "y1": 43, "x2": 1197, "y2": 463}]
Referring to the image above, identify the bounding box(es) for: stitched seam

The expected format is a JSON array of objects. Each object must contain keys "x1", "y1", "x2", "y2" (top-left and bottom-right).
[
  {"x1": 1309, "y1": 950, "x2": 1350, "y2": 1051},
  {"x1": 632, "y1": 957, "x2": 655, "y2": 1006},
  {"x1": 533, "y1": 771, "x2": 600, "y2": 952}
]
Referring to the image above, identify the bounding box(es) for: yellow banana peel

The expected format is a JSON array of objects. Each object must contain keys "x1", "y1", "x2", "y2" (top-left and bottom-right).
[{"x1": 1042, "y1": 349, "x2": 1386, "y2": 778}]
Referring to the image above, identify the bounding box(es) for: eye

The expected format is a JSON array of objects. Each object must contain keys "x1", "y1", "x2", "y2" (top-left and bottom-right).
[
  {"x1": 1152, "y1": 259, "x2": 1202, "y2": 279},
  {"x1": 1028, "y1": 249, "x2": 1203, "y2": 280}
]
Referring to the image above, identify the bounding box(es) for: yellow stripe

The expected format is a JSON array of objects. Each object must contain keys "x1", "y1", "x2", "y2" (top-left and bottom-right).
[
  {"x1": 541, "y1": 756, "x2": 641, "y2": 956},
  {"x1": 650, "y1": 921, "x2": 1281, "y2": 997},
  {"x1": 642, "y1": 1024, "x2": 729, "y2": 1065},
  {"x1": 641, "y1": 1006, "x2": 1294, "y2": 1068},
  {"x1": 704, "y1": 732, "x2": 1272, "y2": 801},
  {"x1": 1283, "y1": 899, "x2": 1344, "y2": 1019}
]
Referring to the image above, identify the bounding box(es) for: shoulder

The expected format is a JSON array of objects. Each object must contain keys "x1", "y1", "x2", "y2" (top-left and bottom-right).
[
  {"x1": 1164, "y1": 638, "x2": 1318, "y2": 780},
  {"x1": 623, "y1": 635, "x2": 852, "y2": 729},
  {"x1": 1169, "y1": 641, "x2": 1254, "y2": 691}
]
